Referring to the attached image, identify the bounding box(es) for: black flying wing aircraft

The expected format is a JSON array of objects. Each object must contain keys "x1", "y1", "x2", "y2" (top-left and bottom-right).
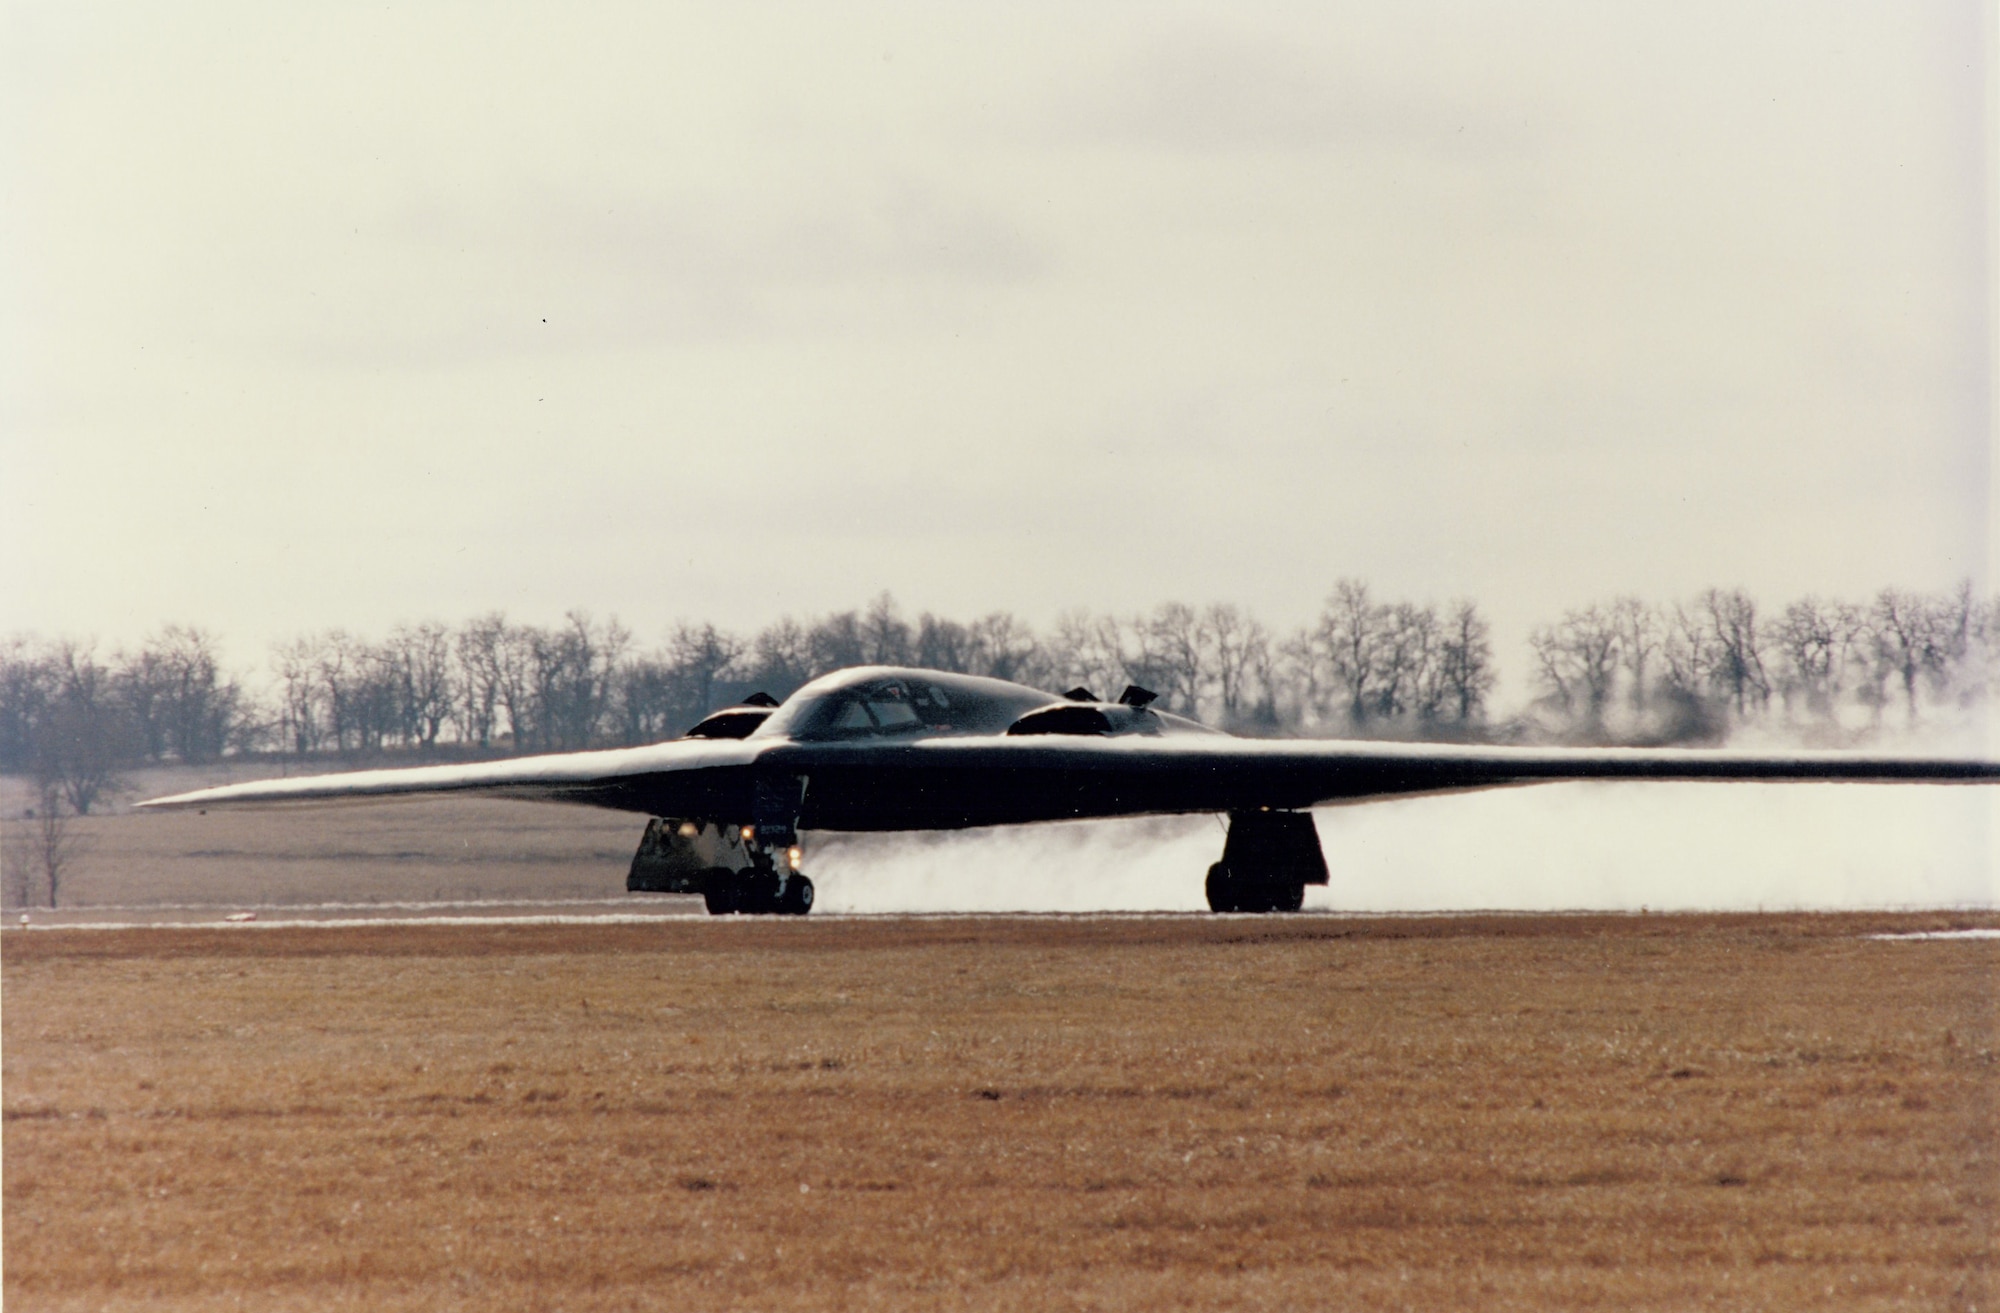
[{"x1": 139, "y1": 665, "x2": 2000, "y2": 916}]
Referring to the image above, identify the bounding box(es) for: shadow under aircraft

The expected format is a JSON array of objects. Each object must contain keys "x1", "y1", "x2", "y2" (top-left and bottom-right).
[{"x1": 142, "y1": 665, "x2": 2000, "y2": 916}]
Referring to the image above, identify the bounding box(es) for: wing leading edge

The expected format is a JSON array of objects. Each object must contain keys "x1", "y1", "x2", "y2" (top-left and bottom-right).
[{"x1": 136, "y1": 736, "x2": 766, "y2": 816}]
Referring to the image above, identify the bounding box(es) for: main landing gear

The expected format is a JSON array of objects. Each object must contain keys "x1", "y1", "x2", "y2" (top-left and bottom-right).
[
  {"x1": 1204, "y1": 809, "x2": 1328, "y2": 914},
  {"x1": 702, "y1": 866, "x2": 814, "y2": 916},
  {"x1": 1205, "y1": 863, "x2": 1305, "y2": 913}
]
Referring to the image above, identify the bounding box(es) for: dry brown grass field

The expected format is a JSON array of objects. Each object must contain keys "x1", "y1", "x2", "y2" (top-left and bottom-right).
[{"x1": 5, "y1": 911, "x2": 1997, "y2": 1311}]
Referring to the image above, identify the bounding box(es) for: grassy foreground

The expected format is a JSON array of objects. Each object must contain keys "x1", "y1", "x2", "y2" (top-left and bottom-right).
[{"x1": 5, "y1": 912, "x2": 1996, "y2": 1310}]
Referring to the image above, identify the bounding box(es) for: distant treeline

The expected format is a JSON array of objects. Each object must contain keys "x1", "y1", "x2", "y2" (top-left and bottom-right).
[
  {"x1": 3, "y1": 583, "x2": 1992, "y2": 813},
  {"x1": 1525, "y1": 584, "x2": 1991, "y2": 743}
]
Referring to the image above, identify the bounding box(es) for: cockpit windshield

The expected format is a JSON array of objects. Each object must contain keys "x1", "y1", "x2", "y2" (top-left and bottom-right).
[{"x1": 752, "y1": 668, "x2": 1055, "y2": 741}]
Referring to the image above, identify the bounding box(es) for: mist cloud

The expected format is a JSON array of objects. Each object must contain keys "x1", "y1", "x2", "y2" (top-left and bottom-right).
[{"x1": 809, "y1": 784, "x2": 1997, "y2": 915}]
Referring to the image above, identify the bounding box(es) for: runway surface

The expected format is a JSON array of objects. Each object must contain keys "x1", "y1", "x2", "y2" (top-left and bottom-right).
[
  {"x1": 10, "y1": 897, "x2": 1999, "y2": 935},
  {"x1": 4, "y1": 896, "x2": 709, "y2": 930}
]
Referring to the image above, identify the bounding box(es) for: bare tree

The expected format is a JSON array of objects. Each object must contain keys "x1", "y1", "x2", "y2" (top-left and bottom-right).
[
  {"x1": 146, "y1": 625, "x2": 241, "y2": 763},
  {"x1": 744, "y1": 617, "x2": 814, "y2": 694},
  {"x1": 341, "y1": 636, "x2": 398, "y2": 753},
  {"x1": 272, "y1": 634, "x2": 327, "y2": 754},
  {"x1": 1774, "y1": 597, "x2": 1849, "y2": 721},
  {"x1": 1435, "y1": 600, "x2": 1495, "y2": 727},
  {"x1": 1698, "y1": 589, "x2": 1770, "y2": 718},
  {"x1": 112, "y1": 642, "x2": 169, "y2": 761},
  {"x1": 531, "y1": 612, "x2": 629, "y2": 750},
  {"x1": 1204, "y1": 604, "x2": 1269, "y2": 727},
  {"x1": 313, "y1": 629, "x2": 361, "y2": 753},
  {"x1": 0, "y1": 637, "x2": 58, "y2": 773},
  {"x1": 808, "y1": 611, "x2": 865, "y2": 674},
  {"x1": 451, "y1": 615, "x2": 508, "y2": 750},
  {"x1": 12, "y1": 779, "x2": 87, "y2": 908},
  {"x1": 612, "y1": 652, "x2": 681, "y2": 743},
  {"x1": 1531, "y1": 605, "x2": 1620, "y2": 734},
  {"x1": 1829, "y1": 601, "x2": 1875, "y2": 713},
  {"x1": 385, "y1": 621, "x2": 456, "y2": 751},
  {"x1": 1869, "y1": 588, "x2": 1935, "y2": 724},
  {"x1": 1277, "y1": 627, "x2": 1328, "y2": 728},
  {"x1": 1043, "y1": 611, "x2": 1128, "y2": 701},
  {"x1": 1373, "y1": 602, "x2": 1438, "y2": 723},
  {"x1": 1134, "y1": 602, "x2": 1206, "y2": 715},
  {"x1": 1610, "y1": 597, "x2": 1658, "y2": 714},
  {"x1": 666, "y1": 621, "x2": 743, "y2": 724},
  {"x1": 492, "y1": 622, "x2": 538, "y2": 751},
  {"x1": 1318, "y1": 580, "x2": 1387, "y2": 728},
  {"x1": 1660, "y1": 605, "x2": 1715, "y2": 708},
  {"x1": 1, "y1": 820, "x2": 32, "y2": 907},
  {"x1": 1924, "y1": 581, "x2": 1977, "y2": 705},
  {"x1": 38, "y1": 642, "x2": 130, "y2": 815},
  {"x1": 916, "y1": 614, "x2": 972, "y2": 673},
  {"x1": 1975, "y1": 594, "x2": 2000, "y2": 706},
  {"x1": 859, "y1": 594, "x2": 913, "y2": 666},
  {"x1": 967, "y1": 612, "x2": 1038, "y2": 683}
]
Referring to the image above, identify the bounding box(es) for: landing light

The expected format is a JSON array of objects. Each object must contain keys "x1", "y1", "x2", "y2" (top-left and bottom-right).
[
  {"x1": 741, "y1": 825, "x2": 756, "y2": 842},
  {"x1": 787, "y1": 846, "x2": 803, "y2": 871}
]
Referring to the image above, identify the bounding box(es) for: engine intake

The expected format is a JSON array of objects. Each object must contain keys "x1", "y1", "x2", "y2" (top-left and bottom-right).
[
  {"x1": 682, "y1": 706, "x2": 774, "y2": 739},
  {"x1": 1005, "y1": 704, "x2": 1114, "y2": 736}
]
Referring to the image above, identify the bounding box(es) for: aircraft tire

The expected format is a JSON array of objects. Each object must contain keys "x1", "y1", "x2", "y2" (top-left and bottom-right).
[
  {"x1": 1206, "y1": 863, "x2": 1303, "y2": 914},
  {"x1": 701, "y1": 868, "x2": 740, "y2": 916},
  {"x1": 779, "y1": 875, "x2": 814, "y2": 916},
  {"x1": 739, "y1": 870, "x2": 782, "y2": 915},
  {"x1": 1204, "y1": 862, "x2": 1241, "y2": 913}
]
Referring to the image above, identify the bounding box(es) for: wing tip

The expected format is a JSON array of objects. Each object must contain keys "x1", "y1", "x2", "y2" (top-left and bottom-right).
[{"x1": 134, "y1": 787, "x2": 229, "y2": 812}]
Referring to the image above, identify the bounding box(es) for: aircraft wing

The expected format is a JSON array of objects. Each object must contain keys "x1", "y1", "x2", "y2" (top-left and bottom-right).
[
  {"x1": 137, "y1": 732, "x2": 2000, "y2": 831},
  {"x1": 135, "y1": 737, "x2": 766, "y2": 815},
  {"x1": 758, "y1": 735, "x2": 2000, "y2": 830}
]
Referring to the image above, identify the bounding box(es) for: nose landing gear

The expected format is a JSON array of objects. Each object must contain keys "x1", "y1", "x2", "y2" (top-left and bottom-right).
[{"x1": 632, "y1": 812, "x2": 814, "y2": 915}]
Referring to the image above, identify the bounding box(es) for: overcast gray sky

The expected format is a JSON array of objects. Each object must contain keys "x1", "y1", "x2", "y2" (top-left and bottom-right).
[{"x1": 4, "y1": 1, "x2": 1991, "y2": 674}]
